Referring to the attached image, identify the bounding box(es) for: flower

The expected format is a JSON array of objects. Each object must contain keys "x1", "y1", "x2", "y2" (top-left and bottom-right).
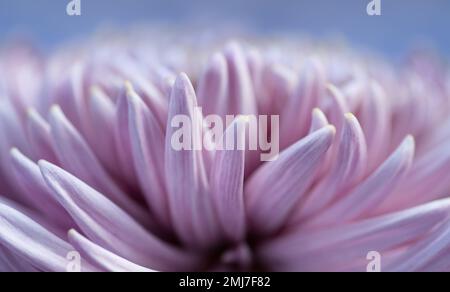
[{"x1": 1, "y1": 35, "x2": 450, "y2": 272}]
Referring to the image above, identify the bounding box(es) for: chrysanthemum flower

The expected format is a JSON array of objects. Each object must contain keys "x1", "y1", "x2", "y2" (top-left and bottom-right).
[{"x1": 1, "y1": 36, "x2": 450, "y2": 272}]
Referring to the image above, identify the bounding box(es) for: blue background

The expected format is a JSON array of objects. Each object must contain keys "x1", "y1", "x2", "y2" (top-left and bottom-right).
[{"x1": 0, "y1": 0, "x2": 449, "y2": 57}]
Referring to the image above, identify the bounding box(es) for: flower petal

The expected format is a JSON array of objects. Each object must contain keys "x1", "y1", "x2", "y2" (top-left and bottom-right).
[
  {"x1": 9, "y1": 148, "x2": 72, "y2": 228},
  {"x1": 308, "y1": 108, "x2": 329, "y2": 134},
  {"x1": 68, "y1": 229, "x2": 155, "y2": 272},
  {"x1": 165, "y1": 73, "x2": 221, "y2": 248},
  {"x1": 39, "y1": 160, "x2": 201, "y2": 271},
  {"x1": 359, "y1": 81, "x2": 390, "y2": 171},
  {"x1": 223, "y1": 42, "x2": 257, "y2": 115},
  {"x1": 0, "y1": 199, "x2": 85, "y2": 272},
  {"x1": 48, "y1": 105, "x2": 150, "y2": 224},
  {"x1": 87, "y1": 86, "x2": 121, "y2": 177},
  {"x1": 259, "y1": 198, "x2": 450, "y2": 271},
  {"x1": 25, "y1": 108, "x2": 58, "y2": 163},
  {"x1": 127, "y1": 85, "x2": 171, "y2": 229},
  {"x1": 308, "y1": 135, "x2": 415, "y2": 227},
  {"x1": 281, "y1": 58, "x2": 325, "y2": 147},
  {"x1": 212, "y1": 117, "x2": 247, "y2": 242},
  {"x1": 296, "y1": 113, "x2": 367, "y2": 221},
  {"x1": 245, "y1": 125, "x2": 336, "y2": 236},
  {"x1": 197, "y1": 52, "x2": 228, "y2": 116}
]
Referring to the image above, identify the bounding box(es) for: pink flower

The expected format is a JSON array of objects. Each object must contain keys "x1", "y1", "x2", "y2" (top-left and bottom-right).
[{"x1": 0, "y1": 37, "x2": 450, "y2": 272}]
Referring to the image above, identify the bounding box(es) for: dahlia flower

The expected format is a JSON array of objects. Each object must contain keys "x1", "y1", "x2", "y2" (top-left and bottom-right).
[{"x1": 1, "y1": 35, "x2": 450, "y2": 272}]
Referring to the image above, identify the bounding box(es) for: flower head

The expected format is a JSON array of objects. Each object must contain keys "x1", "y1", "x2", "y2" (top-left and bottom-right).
[{"x1": 1, "y1": 35, "x2": 450, "y2": 272}]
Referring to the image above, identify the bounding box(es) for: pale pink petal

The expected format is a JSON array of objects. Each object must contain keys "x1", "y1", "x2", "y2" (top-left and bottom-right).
[
  {"x1": 25, "y1": 108, "x2": 58, "y2": 163},
  {"x1": 223, "y1": 42, "x2": 257, "y2": 115},
  {"x1": 127, "y1": 85, "x2": 171, "y2": 229},
  {"x1": 0, "y1": 199, "x2": 93, "y2": 272},
  {"x1": 48, "y1": 105, "x2": 150, "y2": 224},
  {"x1": 197, "y1": 52, "x2": 228, "y2": 116},
  {"x1": 9, "y1": 148, "x2": 72, "y2": 228},
  {"x1": 245, "y1": 125, "x2": 336, "y2": 236},
  {"x1": 296, "y1": 113, "x2": 368, "y2": 220},
  {"x1": 308, "y1": 135, "x2": 415, "y2": 227},
  {"x1": 212, "y1": 117, "x2": 247, "y2": 242},
  {"x1": 68, "y1": 229, "x2": 155, "y2": 272},
  {"x1": 281, "y1": 58, "x2": 325, "y2": 148},
  {"x1": 259, "y1": 198, "x2": 450, "y2": 271},
  {"x1": 39, "y1": 160, "x2": 201, "y2": 271},
  {"x1": 308, "y1": 108, "x2": 329, "y2": 134},
  {"x1": 165, "y1": 73, "x2": 221, "y2": 248}
]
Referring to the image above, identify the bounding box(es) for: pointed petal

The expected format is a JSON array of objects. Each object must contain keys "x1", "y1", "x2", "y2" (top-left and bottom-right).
[
  {"x1": 127, "y1": 85, "x2": 170, "y2": 229},
  {"x1": 298, "y1": 113, "x2": 368, "y2": 220},
  {"x1": 25, "y1": 108, "x2": 58, "y2": 163},
  {"x1": 212, "y1": 117, "x2": 247, "y2": 242},
  {"x1": 308, "y1": 108, "x2": 329, "y2": 134},
  {"x1": 9, "y1": 148, "x2": 72, "y2": 228},
  {"x1": 387, "y1": 216, "x2": 450, "y2": 272},
  {"x1": 0, "y1": 199, "x2": 75, "y2": 272},
  {"x1": 245, "y1": 126, "x2": 336, "y2": 236},
  {"x1": 197, "y1": 52, "x2": 228, "y2": 115},
  {"x1": 0, "y1": 99, "x2": 29, "y2": 188},
  {"x1": 259, "y1": 198, "x2": 450, "y2": 271},
  {"x1": 281, "y1": 58, "x2": 325, "y2": 147},
  {"x1": 308, "y1": 135, "x2": 415, "y2": 227},
  {"x1": 48, "y1": 105, "x2": 150, "y2": 224},
  {"x1": 87, "y1": 86, "x2": 120, "y2": 176},
  {"x1": 223, "y1": 42, "x2": 257, "y2": 115},
  {"x1": 383, "y1": 138, "x2": 450, "y2": 210},
  {"x1": 165, "y1": 73, "x2": 220, "y2": 248},
  {"x1": 321, "y1": 84, "x2": 349, "y2": 136},
  {"x1": 68, "y1": 229, "x2": 155, "y2": 272},
  {"x1": 39, "y1": 160, "x2": 201, "y2": 271},
  {"x1": 360, "y1": 81, "x2": 390, "y2": 171},
  {"x1": 114, "y1": 85, "x2": 139, "y2": 187}
]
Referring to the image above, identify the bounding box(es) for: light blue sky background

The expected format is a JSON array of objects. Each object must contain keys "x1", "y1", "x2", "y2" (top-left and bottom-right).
[{"x1": 0, "y1": 0, "x2": 449, "y2": 57}]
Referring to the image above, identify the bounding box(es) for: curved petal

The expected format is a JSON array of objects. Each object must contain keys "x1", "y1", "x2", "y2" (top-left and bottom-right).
[
  {"x1": 245, "y1": 125, "x2": 336, "y2": 236},
  {"x1": 68, "y1": 229, "x2": 155, "y2": 272},
  {"x1": 0, "y1": 199, "x2": 90, "y2": 272},
  {"x1": 212, "y1": 117, "x2": 247, "y2": 242},
  {"x1": 39, "y1": 160, "x2": 200, "y2": 271},
  {"x1": 308, "y1": 135, "x2": 415, "y2": 227},
  {"x1": 9, "y1": 148, "x2": 72, "y2": 228},
  {"x1": 48, "y1": 105, "x2": 150, "y2": 225},
  {"x1": 296, "y1": 113, "x2": 367, "y2": 221},
  {"x1": 165, "y1": 73, "x2": 221, "y2": 248},
  {"x1": 259, "y1": 198, "x2": 450, "y2": 271},
  {"x1": 127, "y1": 85, "x2": 171, "y2": 229}
]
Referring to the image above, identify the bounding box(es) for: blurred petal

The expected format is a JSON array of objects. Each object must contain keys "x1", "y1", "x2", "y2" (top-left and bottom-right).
[
  {"x1": 25, "y1": 108, "x2": 58, "y2": 163},
  {"x1": 0, "y1": 199, "x2": 81, "y2": 272},
  {"x1": 197, "y1": 52, "x2": 228, "y2": 116}
]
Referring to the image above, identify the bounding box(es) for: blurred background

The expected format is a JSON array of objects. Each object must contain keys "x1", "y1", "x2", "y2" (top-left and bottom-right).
[{"x1": 0, "y1": 0, "x2": 449, "y2": 58}]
